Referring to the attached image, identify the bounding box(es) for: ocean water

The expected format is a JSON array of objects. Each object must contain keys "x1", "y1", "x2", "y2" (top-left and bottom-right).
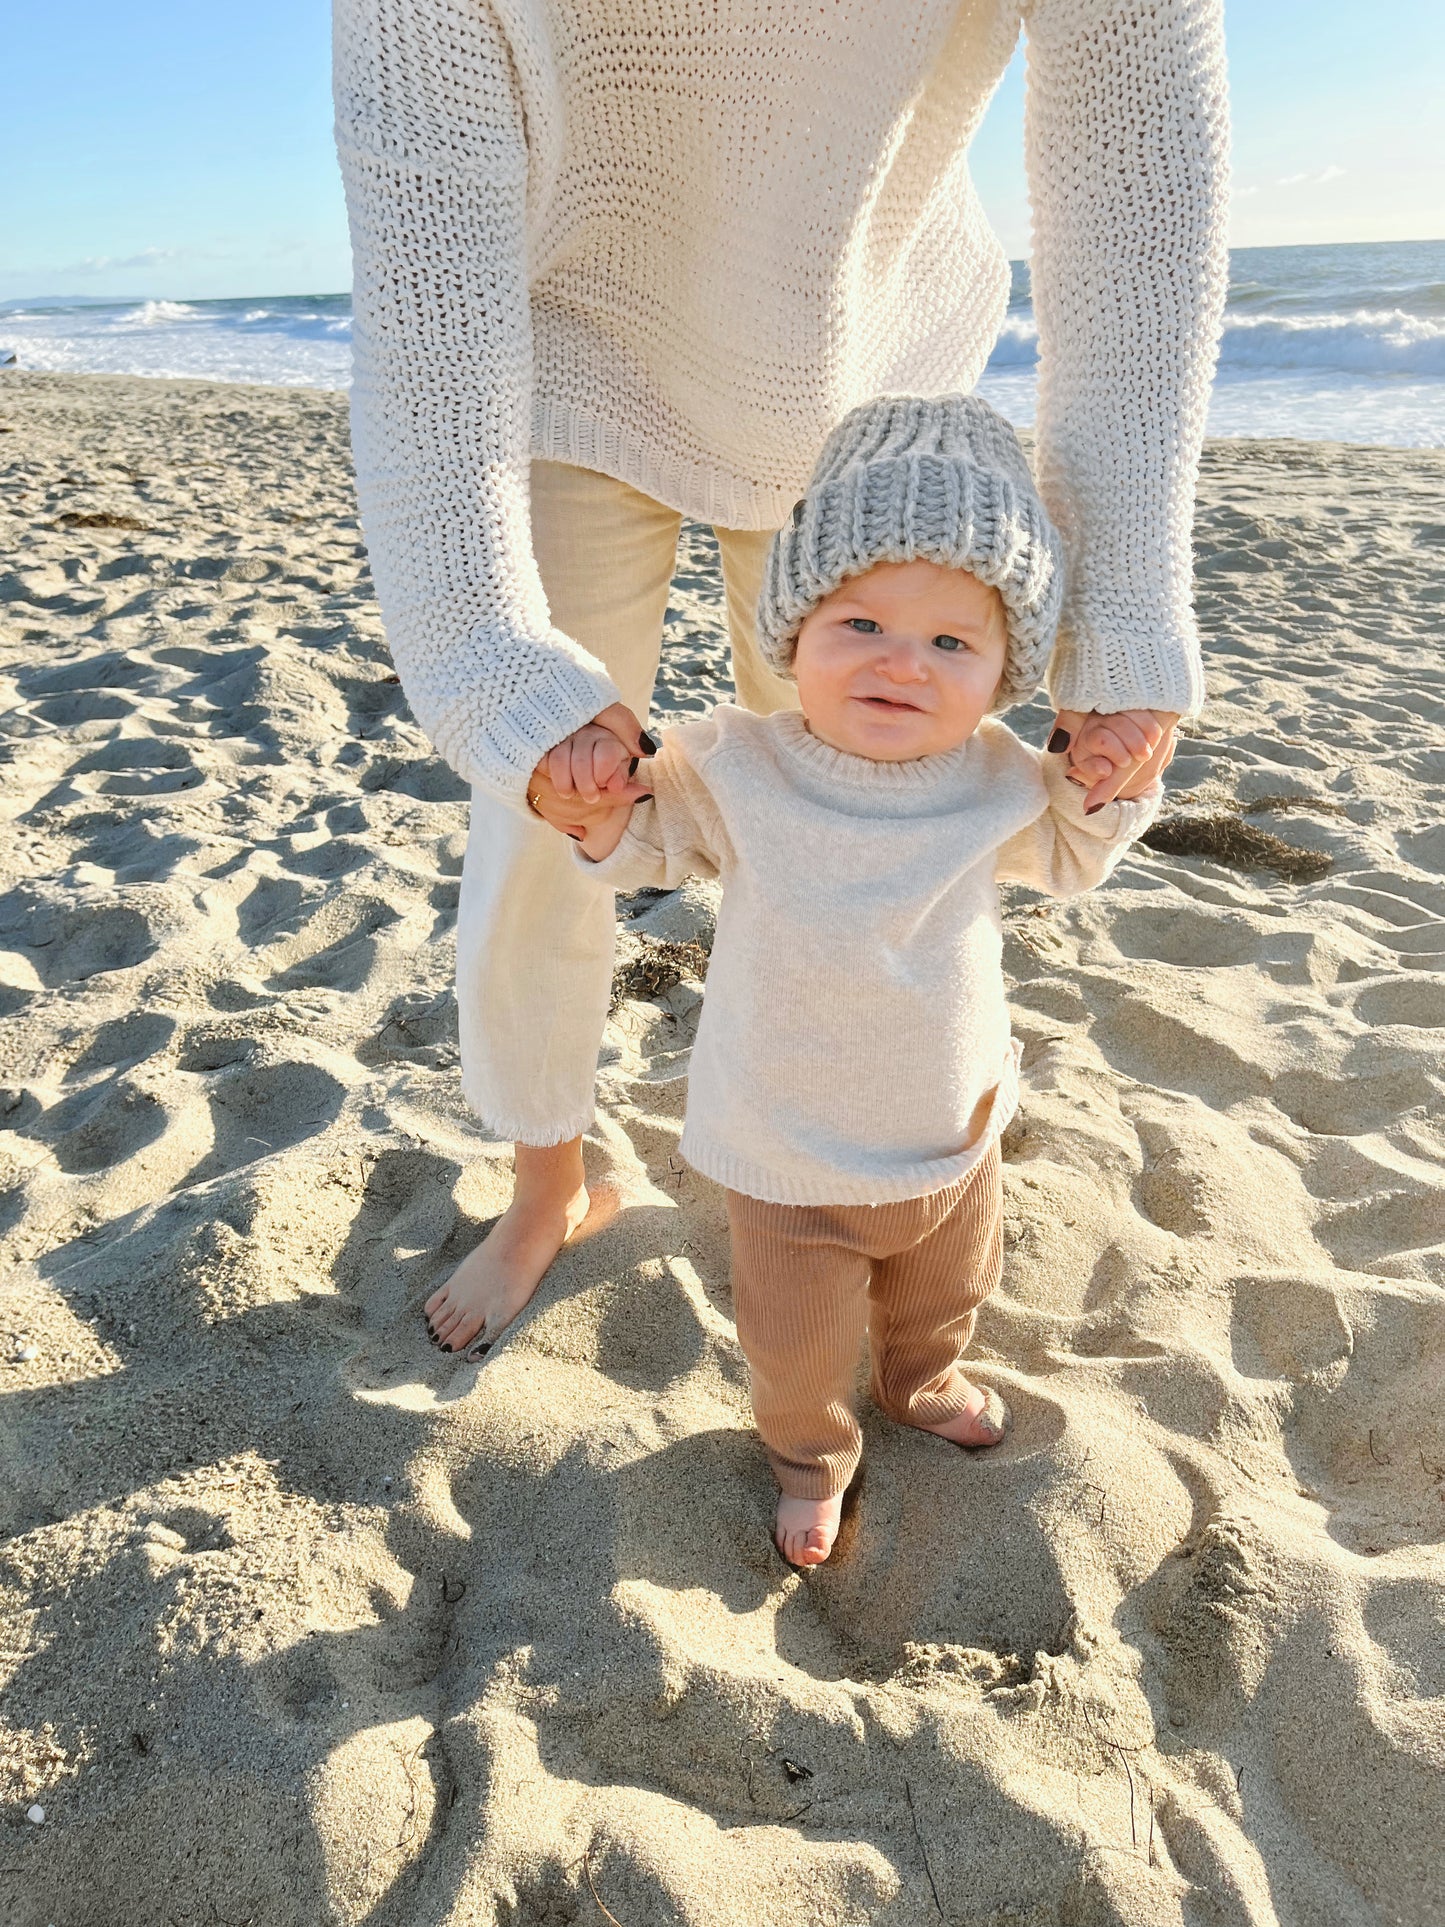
[
  {"x1": 976, "y1": 238, "x2": 1445, "y2": 448},
  {"x1": 3, "y1": 240, "x2": 1442, "y2": 446}
]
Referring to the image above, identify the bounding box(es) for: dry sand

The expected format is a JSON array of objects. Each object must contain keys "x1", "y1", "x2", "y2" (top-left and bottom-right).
[{"x1": 0, "y1": 370, "x2": 1442, "y2": 1927}]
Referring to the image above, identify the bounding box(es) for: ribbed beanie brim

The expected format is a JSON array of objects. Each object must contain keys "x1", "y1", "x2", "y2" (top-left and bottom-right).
[{"x1": 757, "y1": 394, "x2": 1063, "y2": 710}]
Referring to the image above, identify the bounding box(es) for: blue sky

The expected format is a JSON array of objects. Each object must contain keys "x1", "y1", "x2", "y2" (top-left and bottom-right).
[{"x1": 3, "y1": 1, "x2": 1442, "y2": 301}]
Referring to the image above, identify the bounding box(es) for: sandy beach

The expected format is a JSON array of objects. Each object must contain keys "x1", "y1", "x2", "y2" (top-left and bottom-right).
[{"x1": 1, "y1": 370, "x2": 1442, "y2": 1926}]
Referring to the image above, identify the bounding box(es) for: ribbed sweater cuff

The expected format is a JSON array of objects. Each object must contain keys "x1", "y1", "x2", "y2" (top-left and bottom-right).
[
  {"x1": 566, "y1": 810, "x2": 659, "y2": 884},
  {"x1": 1048, "y1": 626, "x2": 1206, "y2": 721},
  {"x1": 434, "y1": 636, "x2": 622, "y2": 809}
]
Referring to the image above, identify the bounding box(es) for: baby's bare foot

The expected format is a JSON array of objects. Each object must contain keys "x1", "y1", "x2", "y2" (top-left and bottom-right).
[
  {"x1": 425, "y1": 1180, "x2": 613, "y2": 1355},
  {"x1": 776, "y1": 1492, "x2": 843, "y2": 1567},
  {"x1": 914, "y1": 1379, "x2": 1010, "y2": 1449}
]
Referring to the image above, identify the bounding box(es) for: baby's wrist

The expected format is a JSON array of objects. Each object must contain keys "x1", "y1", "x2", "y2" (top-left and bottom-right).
[{"x1": 576, "y1": 802, "x2": 635, "y2": 862}]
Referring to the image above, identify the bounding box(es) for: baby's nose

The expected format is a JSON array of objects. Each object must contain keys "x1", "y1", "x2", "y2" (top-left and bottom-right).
[{"x1": 876, "y1": 640, "x2": 930, "y2": 680}]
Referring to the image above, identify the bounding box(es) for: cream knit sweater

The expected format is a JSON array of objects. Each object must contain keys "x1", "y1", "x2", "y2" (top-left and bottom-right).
[
  {"x1": 335, "y1": 0, "x2": 1229, "y2": 803},
  {"x1": 585, "y1": 707, "x2": 1160, "y2": 1205}
]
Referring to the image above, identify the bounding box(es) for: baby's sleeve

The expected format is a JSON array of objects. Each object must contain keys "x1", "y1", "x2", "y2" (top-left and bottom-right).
[
  {"x1": 575, "y1": 724, "x2": 733, "y2": 892},
  {"x1": 996, "y1": 749, "x2": 1161, "y2": 897}
]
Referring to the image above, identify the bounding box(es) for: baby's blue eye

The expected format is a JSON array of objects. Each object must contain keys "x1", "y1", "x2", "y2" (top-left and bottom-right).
[
  {"x1": 932, "y1": 634, "x2": 965, "y2": 652},
  {"x1": 846, "y1": 618, "x2": 882, "y2": 634}
]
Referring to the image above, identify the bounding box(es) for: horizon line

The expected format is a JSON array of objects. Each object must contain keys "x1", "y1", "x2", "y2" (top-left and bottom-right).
[{"x1": 4, "y1": 234, "x2": 1444, "y2": 309}]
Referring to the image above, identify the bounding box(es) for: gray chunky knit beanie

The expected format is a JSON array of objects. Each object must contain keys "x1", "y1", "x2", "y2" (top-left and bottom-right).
[{"x1": 757, "y1": 394, "x2": 1063, "y2": 711}]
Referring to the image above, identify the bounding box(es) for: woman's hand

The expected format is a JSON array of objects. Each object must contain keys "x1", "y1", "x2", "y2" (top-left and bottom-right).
[
  {"x1": 527, "y1": 701, "x2": 654, "y2": 835},
  {"x1": 1049, "y1": 707, "x2": 1179, "y2": 811}
]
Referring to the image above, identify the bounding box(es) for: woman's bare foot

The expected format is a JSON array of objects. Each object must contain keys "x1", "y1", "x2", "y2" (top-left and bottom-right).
[
  {"x1": 425, "y1": 1137, "x2": 604, "y2": 1355},
  {"x1": 914, "y1": 1379, "x2": 1010, "y2": 1449},
  {"x1": 776, "y1": 1492, "x2": 844, "y2": 1567}
]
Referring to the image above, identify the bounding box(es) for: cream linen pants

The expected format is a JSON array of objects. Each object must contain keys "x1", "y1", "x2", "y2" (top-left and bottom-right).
[{"x1": 456, "y1": 460, "x2": 795, "y2": 1144}]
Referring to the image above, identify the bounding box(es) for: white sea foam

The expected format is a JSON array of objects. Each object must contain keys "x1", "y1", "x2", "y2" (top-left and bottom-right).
[
  {"x1": 116, "y1": 299, "x2": 199, "y2": 329},
  {"x1": 2, "y1": 241, "x2": 1442, "y2": 442},
  {"x1": 980, "y1": 305, "x2": 1445, "y2": 380}
]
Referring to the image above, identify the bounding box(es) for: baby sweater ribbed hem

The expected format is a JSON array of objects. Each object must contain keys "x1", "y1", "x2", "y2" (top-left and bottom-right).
[{"x1": 682, "y1": 1042, "x2": 1021, "y2": 1208}]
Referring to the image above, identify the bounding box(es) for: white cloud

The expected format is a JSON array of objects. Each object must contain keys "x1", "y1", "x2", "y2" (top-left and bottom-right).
[
  {"x1": 1272, "y1": 166, "x2": 1347, "y2": 189},
  {"x1": 7, "y1": 245, "x2": 223, "y2": 282},
  {"x1": 64, "y1": 247, "x2": 184, "y2": 276}
]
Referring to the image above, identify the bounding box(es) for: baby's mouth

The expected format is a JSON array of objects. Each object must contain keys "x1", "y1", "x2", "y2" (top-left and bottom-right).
[{"x1": 856, "y1": 694, "x2": 924, "y2": 712}]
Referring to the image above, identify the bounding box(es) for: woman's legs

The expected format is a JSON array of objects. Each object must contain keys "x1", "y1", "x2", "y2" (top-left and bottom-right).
[
  {"x1": 427, "y1": 462, "x2": 683, "y2": 1353},
  {"x1": 714, "y1": 524, "x2": 799, "y2": 717}
]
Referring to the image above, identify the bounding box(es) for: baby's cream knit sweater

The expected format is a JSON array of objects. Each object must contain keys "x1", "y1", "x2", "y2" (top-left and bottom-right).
[
  {"x1": 585, "y1": 707, "x2": 1160, "y2": 1205},
  {"x1": 334, "y1": 0, "x2": 1229, "y2": 803}
]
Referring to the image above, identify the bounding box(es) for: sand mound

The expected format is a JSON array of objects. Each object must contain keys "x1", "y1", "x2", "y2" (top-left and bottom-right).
[{"x1": 1, "y1": 377, "x2": 1443, "y2": 1925}]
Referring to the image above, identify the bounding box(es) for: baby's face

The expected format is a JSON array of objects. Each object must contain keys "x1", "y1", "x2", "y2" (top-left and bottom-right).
[{"x1": 792, "y1": 560, "x2": 1008, "y2": 762}]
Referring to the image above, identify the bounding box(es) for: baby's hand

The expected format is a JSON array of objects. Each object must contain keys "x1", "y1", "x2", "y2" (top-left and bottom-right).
[
  {"x1": 529, "y1": 745, "x2": 652, "y2": 860},
  {"x1": 544, "y1": 722, "x2": 648, "y2": 809},
  {"x1": 1057, "y1": 709, "x2": 1176, "y2": 810}
]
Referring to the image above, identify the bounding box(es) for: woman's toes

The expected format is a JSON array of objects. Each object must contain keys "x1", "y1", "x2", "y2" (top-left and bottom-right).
[
  {"x1": 431, "y1": 1306, "x2": 465, "y2": 1348},
  {"x1": 437, "y1": 1305, "x2": 485, "y2": 1352}
]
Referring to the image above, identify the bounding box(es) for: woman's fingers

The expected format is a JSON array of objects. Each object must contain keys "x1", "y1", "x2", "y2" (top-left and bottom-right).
[
  {"x1": 594, "y1": 701, "x2": 654, "y2": 757},
  {"x1": 1049, "y1": 708, "x2": 1090, "y2": 754},
  {"x1": 571, "y1": 734, "x2": 603, "y2": 806},
  {"x1": 1116, "y1": 725, "x2": 1178, "y2": 800},
  {"x1": 1067, "y1": 754, "x2": 1117, "y2": 787},
  {"x1": 547, "y1": 739, "x2": 576, "y2": 798},
  {"x1": 1095, "y1": 717, "x2": 1153, "y2": 765},
  {"x1": 1084, "y1": 718, "x2": 1179, "y2": 810}
]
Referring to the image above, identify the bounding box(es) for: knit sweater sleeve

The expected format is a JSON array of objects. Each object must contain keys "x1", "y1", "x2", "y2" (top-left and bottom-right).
[
  {"x1": 576, "y1": 728, "x2": 735, "y2": 892},
  {"x1": 1023, "y1": 0, "x2": 1230, "y2": 720},
  {"x1": 333, "y1": 0, "x2": 621, "y2": 805},
  {"x1": 996, "y1": 753, "x2": 1160, "y2": 897}
]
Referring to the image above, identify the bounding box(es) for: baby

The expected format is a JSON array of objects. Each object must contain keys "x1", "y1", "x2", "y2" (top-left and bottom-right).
[{"x1": 538, "y1": 396, "x2": 1164, "y2": 1566}]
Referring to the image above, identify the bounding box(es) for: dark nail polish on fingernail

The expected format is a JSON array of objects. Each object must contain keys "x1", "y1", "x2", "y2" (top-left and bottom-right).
[
  {"x1": 628, "y1": 756, "x2": 639, "y2": 775},
  {"x1": 1047, "y1": 728, "x2": 1070, "y2": 754},
  {"x1": 1085, "y1": 802, "x2": 1104, "y2": 816},
  {"x1": 640, "y1": 730, "x2": 659, "y2": 754}
]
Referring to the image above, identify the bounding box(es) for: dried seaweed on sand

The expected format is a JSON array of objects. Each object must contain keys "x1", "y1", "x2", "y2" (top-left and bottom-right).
[{"x1": 1141, "y1": 811, "x2": 1332, "y2": 881}]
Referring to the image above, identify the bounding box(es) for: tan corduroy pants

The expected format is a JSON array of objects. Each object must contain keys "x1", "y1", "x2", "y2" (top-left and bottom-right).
[
  {"x1": 725, "y1": 1145, "x2": 1004, "y2": 1499},
  {"x1": 456, "y1": 460, "x2": 794, "y2": 1143}
]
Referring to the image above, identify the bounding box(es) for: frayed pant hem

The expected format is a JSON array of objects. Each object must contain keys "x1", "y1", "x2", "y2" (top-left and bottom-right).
[{"x1": 459, "y1": 1088, "x2": 597, "y2": 1149}]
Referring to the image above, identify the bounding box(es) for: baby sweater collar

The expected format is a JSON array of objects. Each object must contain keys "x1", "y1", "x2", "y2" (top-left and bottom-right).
[{"x1": 770, "y1": 709, "x2": 979, "y2": 807}]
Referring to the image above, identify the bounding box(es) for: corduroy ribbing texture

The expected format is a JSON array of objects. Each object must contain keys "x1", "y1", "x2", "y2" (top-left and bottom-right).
[
  {"x1": 727, "y1": 1146, "x2": 1004, "y2": 1500},
  {"x1": 756, "y1": 394, "x2": 1064, "y2": 711}
]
